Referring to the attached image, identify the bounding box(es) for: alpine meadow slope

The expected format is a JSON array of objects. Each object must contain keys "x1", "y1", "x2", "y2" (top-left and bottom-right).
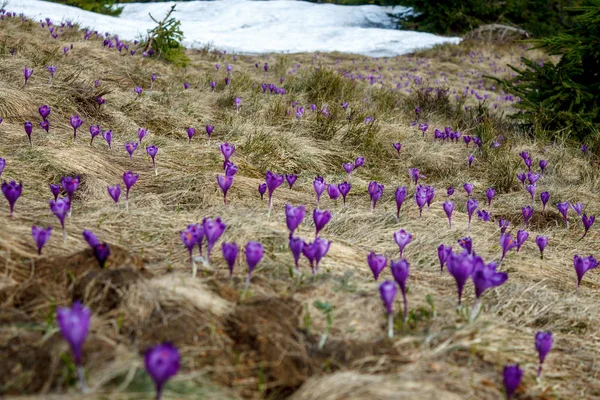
[{"x1": 0, "y1": 4, "x2": 599, "y2": 400}]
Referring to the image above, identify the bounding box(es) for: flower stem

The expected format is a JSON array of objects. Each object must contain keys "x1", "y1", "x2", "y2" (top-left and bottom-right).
[
  {"x1": 387, "y1": 313, "x2": 394, "y2": 338},
  {"x1": 77, "y1": 364, "x2": 87, "y2": 393}
]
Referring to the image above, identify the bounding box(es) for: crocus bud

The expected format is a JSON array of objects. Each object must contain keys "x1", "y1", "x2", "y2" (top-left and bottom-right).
[
  {"x1": 535, "y1": 331, "x2": 553, "y2": 378},
  {"x1": 145, "y1": 343, "x2": 180, "y2": 400},
  {"x1": 367, "y1": 252, "x2": 387, "y2": 280},
  {"x1": 56, "y1": 301, "x2": 90, "y2": 365},
  {"x1": 503, "y1": 364, "x2": 523, "y2": 400},
  {"x1": 222, "y1": 242, "x2": 238, "y2": 278},
  {"x1": 32, "y1": 225, "x2": 52, "y2": 255},
  {"x1": 393, "y1": 229, "x2": 412, "y2": 257},
  {"x1": 2, "y1": 180, "x2": 22, "y2": 218}
]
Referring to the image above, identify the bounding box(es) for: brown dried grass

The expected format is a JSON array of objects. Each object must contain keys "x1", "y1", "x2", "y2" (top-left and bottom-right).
[{"x1": 0, "y1": 16, "x2": 599, "y2": 400}]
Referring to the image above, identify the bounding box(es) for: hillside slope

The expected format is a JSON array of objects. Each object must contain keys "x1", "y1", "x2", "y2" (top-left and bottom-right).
[{"x1": 0, "y1": 11, "x2": 599, "y2": 400}]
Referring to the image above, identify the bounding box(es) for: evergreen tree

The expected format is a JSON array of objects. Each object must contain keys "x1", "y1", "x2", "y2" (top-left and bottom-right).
[{"x1": 500, "y1": 6, "x2": 600, "y2": 143}]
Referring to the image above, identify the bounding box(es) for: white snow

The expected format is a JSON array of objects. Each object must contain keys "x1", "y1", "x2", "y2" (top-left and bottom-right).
[{"x1": 11, "y1": 0, "x2": 460, "y2": 57}]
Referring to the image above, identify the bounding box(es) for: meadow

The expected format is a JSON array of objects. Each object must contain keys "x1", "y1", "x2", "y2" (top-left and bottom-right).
[{"x1": 0, "y1": 10, "x2": 599, "y2": 400}]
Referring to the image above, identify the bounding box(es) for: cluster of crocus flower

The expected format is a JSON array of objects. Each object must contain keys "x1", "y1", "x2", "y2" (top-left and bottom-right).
[{"x1": 180, "y1": 217, "x2": 226, "y2": 276}]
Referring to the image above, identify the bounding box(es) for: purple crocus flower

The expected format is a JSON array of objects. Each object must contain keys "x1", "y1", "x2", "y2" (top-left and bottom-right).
[
  {"x1": 206, "y1": 125, "x2": 214, "y2": 140},
  {"x1": 23, "y1": 67, "x2": 33, "y2": 86},
  {"x1": 516, "y1": 172, "x2": 526, "y2": 186},
  {"x1": 289, "y1": 236, "x2": 304, "y2": 272},
  {"x1": 40, "y1": 120, "x2": 50, "y2": 133},
  {"x1": 536, "y1": 235, "x2": 548, "y2": 260},
  {"x1": 463, "y1": 135, "x2": 471, "y2": 147},
  {"x1": 573, "y1": 254, "x2": 599, "y2": 293},
  {"x1": 39, "y1": 104, "x2": 51, "y2": 120},
  {"x1": 50, "y1": 197, "x2": 70, "y2": 242},
  {"x1": 535, "y1": 331, "x2": 553, "y2": 379},
  {"x1": 486, "y1": 188, "x2": 496, "y2": 207},
  {"x1": 556, "y1": 201, "x2": 569, "y2": 227},
  {"x1": 181, "y1": 228, "x2": 197, "y2": 274},
  {"x1": 339, "y1": 181, "x2": 351, "y2": 205},
  {"x1": 217, "y1": 175, "x2": 233, "y2": 204},
  {"x1": 313, "y1": 209, "x2": 331, "y2": 237},
  {"x1": 2, "y1": 180, "x2": 22, "y2": 218},
  {"x1": 125, "y1": 142, "x2": 138, "y2": 159},
  {"x1": 390, "y1": 258, "x2": 409, "y2": 326},
  {"x1": 102, "y1": 130, "x2": 113, "y2": 149},
  {"x1": 394, "y1": 186, "x2": 407, "y2": 221},
  {"x1": 89, "y1": 126, "x2": 101, "y2": 145},
  {"x1": 442, "y1": 201, "x2": 454, "y2": 228},
  {"x1": 468, "y1": 154, "x2": 474, "y2": 167},
  {"x1": 146, "y1": 145, "x2": 159, "y2": 175},
  {"x1": 447, "y1": 186, "x2": 454, "y2": 197},
  {"x1": 343, "y1": 162, "x2": 354, "y2": 177},
  {"x1": 123, "y1": 171, "x2": 139, "y2": 211},
  {"x1": 539, "y1": 160, "x2": 548, "y2": 174},
  {"x1": 571, "y1": 202, "x2": 584, "y2": 216},
  {"x1": 32, "y1": 225, "x2": 52, "y2": 255},
  {"x1": 46, "y1": 65, "x2": 56, "y2": 78},
  {"x1": 222, "y1": 242, "x2": 238, "y2": 278},
  {"x1": 0, "y1": 158, "x2": 5, "y2": 178},
  {"x1": 69, "y1": 115, "x2": 82, "y2": 141},
  {"x1": 379, "y1": 280, "x2": 397, "y2": 338},
  {"x1": 500, "y1": 233, "x2": 518, "y2": 261},
  {"x1": 50, "y1": 183, "x2": 61, "y2": 201},
  {"x1": 414, "y1": 185, "x2": 428, "y2": 218},
  {"x1": 93, "y1": 243, "x2": 111, "y2": 268},
  {"x1": 522, "y1": 205, "x2": 534, "y2": 228},
  {"x1": 367, "y1": 252, "x2": 387, "y2": 281},
  {"x1": 285, "y1": 204, "x2": 305, "y2": 236},
  {"x1": 265, "y1": 171, "x2": 284, "y2": 216},
  {"x1": 144, "y1": 343, "x2": 180, "y2": 400},
  {"x1": 540, "y1": 191, "x2": 550, "y2": 211},
  {"x1": 437, "y1": 244, "x2": 452, "y2": 272},
  {"x1": 408, "y1": 168, "x2": 424, "y2": 185},
  {"x1": 234, "y1": 97, "x2": 241, "y2": 112},
  {"x1": 463, "y1": 183, "x2": 473, "y2": 197},
  {"x1": 284, "y1": 174, "x2": 297, "y2": 189},
  {"x1": 56, "y1": 301, "x2": 91, "y2": 391},
  {"x1": 137, "y1": 128, "x2": 148, "y2": 143},
  {"x1": 186, "y1": 127, "x2": 195, "y2": 143},
  {"x1": 477, "y1": 210, "x2": 491, "y2": 222},
  {"x1": 354, "y1": 156, "x2": 364, "y2": 169},
  {"x1": 61, "y1": 176, "x2": 79, "y2": 213},
  {"x1": 220, "y1": 142, "x2": 234, "y2": 163},
  {"x1": 107, "y1": 184, "x2": 121, "y2": 204},
  {"x1": 525, "y1": 184, "x2": 536, "y2": 204},
  {"x1": 458, "y1": 237, "x2": 472, "y2": 254},
  {"x1": 393, "y1": 142, "x2": 402, "y2": 155},
  {"x1": 393, "y1": 229, "x2": 412, "y2": 257},
  {"x1": 24, "y1": 122, "x2": 33, "y2": 146},
  {"x1": 202, "y1": 218, "x2": 226, "y2": 264},
  {"x1": 472, "y1": 259, "x2": 508, "y2": 299},
  {"x1": 447, "y1": 251, "x2": 475, "y2": 305},
  {"x1": 134, "y1": 86, "x2": 143, "y2": 97},
  {"x1": 210, "y1": 81, "x2": 216, "y2": 91},
  {"x1": 368, "y1": 181, "x2": 384, "y2": 210},
  {"x1": 313, "y1": 176, "x2": 326, "y2": 206},
  {"x1": 503, "y1": 364, "x2": 523, "y2": 400},
  {"x1": 581, "y1": 214, "x2": 595, "y2": 239},
  {"x1": 328, "y1": 183, "x2": 340, "y2": 201},
  {"x1": 225, "y1": 162, "x2": 237, "y2": 177},
  {"x1": 258, "y1": 183, "x2": 267, "y2": 200},
  {"x1": 314, "y1": 237, "x2": 331, "y2": 273},
  {"x1": 516, "y1": 230, "x2": 529, "y2": 252},
  {"x1": 245, "y1": 241, "x2": 264, "y2": 289},
  {"x1": 466, "y1": 199, "x2": 478, "y2": 230}
]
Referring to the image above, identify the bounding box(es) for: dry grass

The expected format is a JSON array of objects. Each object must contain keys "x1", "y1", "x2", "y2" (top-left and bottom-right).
[{"x1": 0, "y1": 15, "x2": 599, "y2": 400}]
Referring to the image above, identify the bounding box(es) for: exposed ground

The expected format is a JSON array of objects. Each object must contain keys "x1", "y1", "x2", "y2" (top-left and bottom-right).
[{"x1": 0, "y1": 14, "x2": 599, "y2": 400}]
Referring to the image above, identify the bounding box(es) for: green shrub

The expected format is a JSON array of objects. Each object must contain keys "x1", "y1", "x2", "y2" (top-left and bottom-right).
[
  {"x1": 141, "y1": 5, "x2": 189, "y2": 67},
  {"x1": 398, "y1": 0, "x2": 599, "y2": 37},
  {"x1": 48, "y1": 0, "x2": 122, "y2": 16},
  {"x1": 498, "y1": 6, "x2": 600, "y2": 144}
]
